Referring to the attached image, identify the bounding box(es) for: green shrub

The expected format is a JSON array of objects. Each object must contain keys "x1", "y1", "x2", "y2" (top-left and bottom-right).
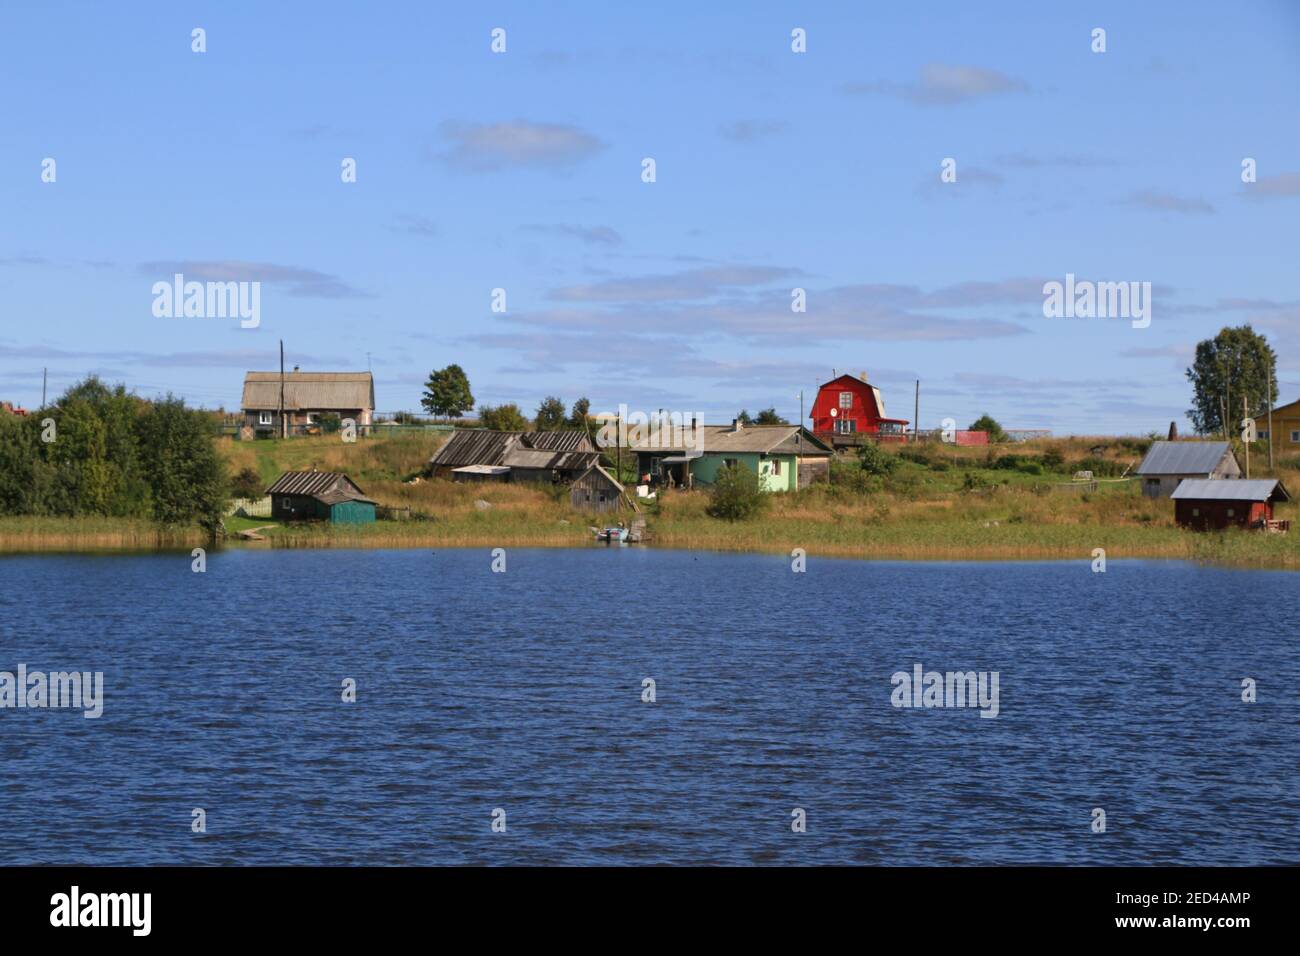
[
  {"x1": 706, "y1": 463, "x2": 768, "y2": 520},
  {"x1": 230, "y1": 467, "x2": 264, "y2": 500},
  {"x1": 858, "y1": 441, "x2": 899, "y2": 476},
  {"x1": 969, "y1": 414, "x2": 1008, "y2": 443}
]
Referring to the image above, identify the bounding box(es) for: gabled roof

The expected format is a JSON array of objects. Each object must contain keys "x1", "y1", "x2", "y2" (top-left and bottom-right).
[
  {"x1": 241, "y1": 372, "x2": 374, "y2": 411},
  {"x1": 265, "y1": 471, "x2": 373, "y2": 503},
  {"x1": 630, "y1": 424, "x2": 832, "y2": 456},
  {"x1": 1135, "y1": 441, "x2": 1234, "y2": 475},
  {"x1": 815, "y1": 373, "x2": 903, "y2": 422},
  {"x1": 1171, "y1": 479, "x2": 1290, "y2": 502},
  {"x1": 427, "y1": 429, "x2": 597, "y2": 470}
]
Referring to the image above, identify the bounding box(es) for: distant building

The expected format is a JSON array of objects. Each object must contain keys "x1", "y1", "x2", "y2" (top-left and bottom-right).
[
  {"x1": 240, "y1": 371, "x2": 374, "y2": 438},
  {"x1": 1135, "y1": 441, "x2": 1240, "y2": 498},
  {"x1": 1170, "y1": 479, "x2": 1290, "y2": 531},
  {"x1": 0, "y1": 401, "x2": 29, "y2": 417},
  {"x1": 266, "y1": 471, "x2": 376, "y2": 524},
  {"x1": 427, "y1": 430, "x2": 598, "y2": 482},
  {"x1": 1251, "y1": 398, "x2": 1300, "y2": 457},
  {"x1": 810, "y1": 372, "x2": 909, "y2": 445},
  {"x1": 634, "y1": 421, "x2": 832, "y2": 491}
]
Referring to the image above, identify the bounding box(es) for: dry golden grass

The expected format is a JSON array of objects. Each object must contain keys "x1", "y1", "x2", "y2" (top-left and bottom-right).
[{"x1": 6, "y1": 433, "x2": 1299, "y2": 567}]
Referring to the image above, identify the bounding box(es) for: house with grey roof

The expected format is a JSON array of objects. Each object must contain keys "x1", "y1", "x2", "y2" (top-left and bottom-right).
[
  {"x1": 1134, "y1": 441, "x2": 1240, "y2": 498},
  {"x1": 1170, "y1": 479, "x2": 1290, "y2": 531},
  {"x1": 240, "y1": 370, "x2": 374, "y2": 438},
  {"x1": 634, "y1": 420, "x2": 833, "y2": 492}
]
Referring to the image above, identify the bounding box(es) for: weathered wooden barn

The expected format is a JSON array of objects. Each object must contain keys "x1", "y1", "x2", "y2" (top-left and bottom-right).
[
  {"x1": 569, "y1": 464, "x2": 636, "y2": 513},
  {"x1": 1170, "y1": 479, "x2": 1290, "y2": 531},
  {"x1": 266, "y1": 471, "x2": 377, "y2": 524},
  {"x1": 1135, "y1": 441, "x2": 1241, "y2": 498},
  {"x1": 427, "y1": 429, "x2": 599, "y2": 482}
]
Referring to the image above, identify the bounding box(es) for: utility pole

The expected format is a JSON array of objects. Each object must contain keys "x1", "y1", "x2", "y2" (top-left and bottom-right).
[
  {"x1": 913, "y1": 380, "x2": 920, "y2": 443},
  {"x1": 279, "y1": 339, "x2": 286, "y2": 439},
  {"x1": 1267, "y1": 364, "x2": 1275, "y2": 469},
  {"x1": 41, "y1": 368, "x2": 47, "y2": 408}
]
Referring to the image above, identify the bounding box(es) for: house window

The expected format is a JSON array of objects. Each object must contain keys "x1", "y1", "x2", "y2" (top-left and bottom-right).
[
  {"x1": 1291, "y1": 431, "x2": 1300, "y2": 443},
  {"x1": 1259, "y1": 430, "x2": 1270, "y2": 441},
  {"x1": 839, "y1": 391, "x2": 853, "y2": 409},
  {"x1": 598, "y1": 492, "x2": 607, "y2": 502},
  {"x1": 1226, "y1": 508, "x2": 1234, "y2": 517},
  {"x1": 771, "y1": 459, "x2": 782, "y2": 476},
  {"x1": 258, "y1": 411, "x2": 272, "y2": 426},
  {"x1": 306, "y1": 413, "x2": 317, "y2": 424},
  {"x1": 723, "y1": 458, "x2": 739, "y2": 470},
  {"x1": 1191, "y1": 508, "x2": 1200, "y2": 517},
  {"x1": 835, "y1": 419, "x2": 856, "y2": 434}
]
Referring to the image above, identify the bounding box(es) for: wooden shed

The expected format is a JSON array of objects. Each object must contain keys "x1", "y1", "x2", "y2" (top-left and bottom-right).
[
  {"x1": 570, "y1": 464, "x2": 635, "y2": 513},
  {"x1": 1136, "y1": 441, "x2": 1240, "y2": 498},
  {"x1": 266, "y1": 471, "x2": 377, "y2": 524},
  {"x1": 1170, "y1": 478, "x2": 1290, "y2": 531}
]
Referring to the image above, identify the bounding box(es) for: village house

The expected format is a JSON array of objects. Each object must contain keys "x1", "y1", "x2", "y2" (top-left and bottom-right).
[
  {"x1": 266, "y1": 471, "x2": 377, "y2": 524},
  {"x1": 1135, "y1": 441, "x2": 1241, "y2": 498},
  {"x1": 634, "y1": 421, "x2": 832, "y2": 491},
  {"x1": 810, "y1": 372, "x2": 910, "y2": 447},
  {"x1": 426, "y1": 429, "x2": 599, "y2": 483},
  {"x1": 240, "y1": 370, "x2": 374, "y2": 439},
  {"x1": 1252, "y1": 398, "x2": 1300, "y2": 458},
  {"x1": 1170, "y1": 479, "x2": 1290, "y2": 532}
]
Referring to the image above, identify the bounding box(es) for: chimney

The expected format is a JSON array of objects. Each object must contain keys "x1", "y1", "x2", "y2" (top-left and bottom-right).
[
  {"x1": 860, "y1": 371, "x2": 869, "y2": 382},
  {"x1": 732, "y1": 417, "x2": 744, "y2": 431}
]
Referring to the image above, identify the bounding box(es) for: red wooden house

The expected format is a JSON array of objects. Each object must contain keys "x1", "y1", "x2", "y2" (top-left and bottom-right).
[{"x1": 810, "y1": 373, "x2": 909, "y2": 444}]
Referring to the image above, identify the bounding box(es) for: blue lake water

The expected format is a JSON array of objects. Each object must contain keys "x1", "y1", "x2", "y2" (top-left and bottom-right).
[{"x1": 0, "y1": 547, "x2": 1296, "y2": 865}]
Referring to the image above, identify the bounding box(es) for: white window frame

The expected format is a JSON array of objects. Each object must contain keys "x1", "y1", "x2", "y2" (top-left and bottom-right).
[
  {"x1": 839, "y1": 391, "x2": 853, "y2": 410},
  {"x1": 258, "y1": 411, "x2": 272, "y2": 426}
]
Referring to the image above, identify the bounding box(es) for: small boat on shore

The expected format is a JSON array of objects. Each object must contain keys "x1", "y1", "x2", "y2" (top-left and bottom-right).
[{"x1": 592, "y1": 525, "x2": 629, "y2": 543}]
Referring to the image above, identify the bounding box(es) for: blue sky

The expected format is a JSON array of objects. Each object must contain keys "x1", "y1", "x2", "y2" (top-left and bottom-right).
[{"x1": 2, "y1": 0, "x2": 1298, "y2": 434}]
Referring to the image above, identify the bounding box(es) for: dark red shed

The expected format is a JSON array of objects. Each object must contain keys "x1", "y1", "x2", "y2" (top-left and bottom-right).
[{"x1": 1169, "y1": 479, "x2": 1291, "y2": 531}]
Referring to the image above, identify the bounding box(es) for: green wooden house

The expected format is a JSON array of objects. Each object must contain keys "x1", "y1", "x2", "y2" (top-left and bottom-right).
[
  {"x1": 633, "y1": 421, "x2": 833, "y2": 491},
  {"x1": 266, "y1": 471, "x2": 377, "y2": 524}
]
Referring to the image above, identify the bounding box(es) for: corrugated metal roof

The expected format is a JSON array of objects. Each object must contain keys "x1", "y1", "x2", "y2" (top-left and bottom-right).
[
  {"x1": 1171, "y1": 479, "x2": 1290, "y2": 502},
  {"x1": 1136, "y1": 441, "x2": 1233, "y2": 475},
  {"x1": 241, "y1": 372, "x2": 374, "y2": 411}
]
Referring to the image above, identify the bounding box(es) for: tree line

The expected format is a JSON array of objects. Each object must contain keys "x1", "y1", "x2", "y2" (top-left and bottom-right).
[{"x1": 0, "y1": 377, "x2": 226, "y2": 529}]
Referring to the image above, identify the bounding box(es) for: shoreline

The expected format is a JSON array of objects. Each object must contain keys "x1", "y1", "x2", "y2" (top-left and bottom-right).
[{"x1": 3, "y1": 519, "x2": 1298, "y2": 569}]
